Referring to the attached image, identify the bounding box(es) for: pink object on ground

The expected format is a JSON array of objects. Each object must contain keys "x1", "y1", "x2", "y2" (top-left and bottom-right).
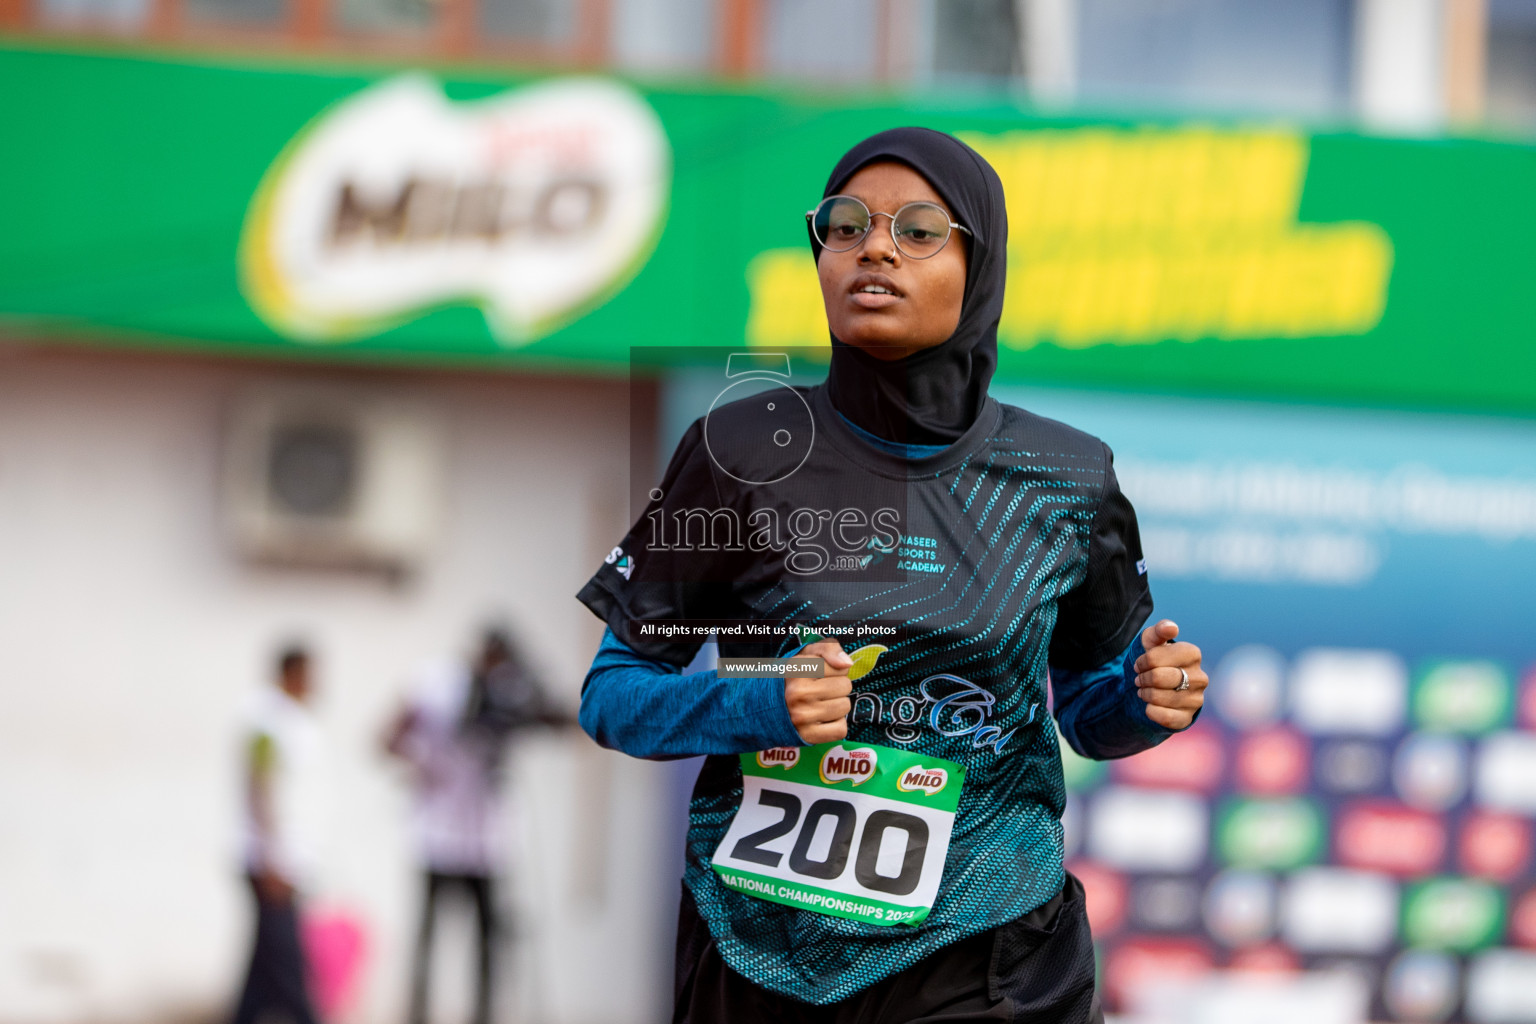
[{"x1": 303, "y1": 907, "x2": 368, "y2": 1020}]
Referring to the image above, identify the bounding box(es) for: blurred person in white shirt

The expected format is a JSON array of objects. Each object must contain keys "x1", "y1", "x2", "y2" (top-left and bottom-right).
[
  {"x1": 232, "y1": 643, "x2": 330, "y2": 1024},
  {"x1": 383, "y1": 627, "x2": 568, "y2": 1024}
]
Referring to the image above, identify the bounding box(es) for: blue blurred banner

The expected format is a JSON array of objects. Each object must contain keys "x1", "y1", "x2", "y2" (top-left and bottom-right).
[{"x1": 995, "y1": 384, "x2": 1536, "y2": 1022}]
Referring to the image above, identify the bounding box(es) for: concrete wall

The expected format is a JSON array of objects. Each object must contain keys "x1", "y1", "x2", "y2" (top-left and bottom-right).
[{"x1": 0, "y1": 346, "x2": 673, "y2": 1024}]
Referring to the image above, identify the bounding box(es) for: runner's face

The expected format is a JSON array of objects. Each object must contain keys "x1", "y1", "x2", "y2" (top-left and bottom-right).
[{"x1": 817, "y1": 162, "x2": 968, "y2": 362}]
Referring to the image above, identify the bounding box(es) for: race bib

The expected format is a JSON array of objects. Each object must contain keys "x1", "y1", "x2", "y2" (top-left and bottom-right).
[{"x1": 711, "y1": 741, "x2": 965, "y2": 926}]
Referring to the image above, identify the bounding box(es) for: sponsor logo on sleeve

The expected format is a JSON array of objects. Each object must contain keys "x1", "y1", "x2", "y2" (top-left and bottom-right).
[
  {"x1": 603, "y1": 545, "x2": 634, "y2": 580},
  {"x1": 819, "y1": 745, "x2": 877, "y2": 786}
]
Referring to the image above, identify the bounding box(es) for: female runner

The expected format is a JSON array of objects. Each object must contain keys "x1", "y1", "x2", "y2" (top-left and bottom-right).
[{"x1": 576, "y1": 127, "x2": 1208, "y2": 1023}]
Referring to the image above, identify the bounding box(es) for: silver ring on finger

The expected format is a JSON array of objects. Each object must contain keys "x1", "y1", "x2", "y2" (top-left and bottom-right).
[{"x1": 1174, "y1": 668, "x2": 1190, "y2": 692}]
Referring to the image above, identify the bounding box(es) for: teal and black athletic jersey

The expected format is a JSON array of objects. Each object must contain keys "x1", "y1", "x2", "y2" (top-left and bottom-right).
[{"x1": 578, "y1": 383, "x2": 1165, "y2": 1003}]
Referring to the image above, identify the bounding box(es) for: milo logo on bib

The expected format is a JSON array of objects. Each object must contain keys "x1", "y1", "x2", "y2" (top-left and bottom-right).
[
  {"x1": 819, "y1": 745, "x2": 877, "y2": 785},
  {"x1": 897, "y1": 766, "x2": 948, "y2": 796},
  {"x1": 712, "y1": 741, "x2": 966, "y2": 927},
  {"x1": 757, "y1": 747, "x2": 800, "y2": 770}
]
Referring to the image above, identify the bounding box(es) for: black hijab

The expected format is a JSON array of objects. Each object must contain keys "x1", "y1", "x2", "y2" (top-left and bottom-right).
[{"x1": 812, "y1": 127, "x2": 1007, "y2": 446}]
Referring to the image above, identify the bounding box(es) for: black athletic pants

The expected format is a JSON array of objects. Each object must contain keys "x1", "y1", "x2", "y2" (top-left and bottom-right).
[
  {"x1": 408, "y1": 871, "x2": 498, "y2": 1024},
  {"x1": 231, "y1": 876, "x2": 321, "y2": 1024},
  {"x1": 674, "y1": 873, "x2": 1103, "y2": 1024}
]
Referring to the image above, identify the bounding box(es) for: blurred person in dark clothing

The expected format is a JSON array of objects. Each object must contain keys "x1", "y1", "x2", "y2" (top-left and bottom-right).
[
  {"x1": 233, "y1": 644, "x2": 330, "y2": 1024},
  {"x1": 383, "y1": 627, "x2": 569, "y2": 1024}
]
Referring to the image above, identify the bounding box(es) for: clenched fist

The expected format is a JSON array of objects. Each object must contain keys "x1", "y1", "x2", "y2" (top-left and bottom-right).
[
  {"x1": 1133, "y1": 619, "x2": 1208, "y2": 731},
  {"x1": 786, "y1": 641, "x2": 853, "y2": 745}
]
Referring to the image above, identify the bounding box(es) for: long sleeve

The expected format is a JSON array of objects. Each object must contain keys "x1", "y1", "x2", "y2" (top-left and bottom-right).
[
  {"x1": 1047, "y1": 449, "x2": 1155, "y2": 671},
  {"x1": 1051, "y1": 635, "x2": 1193, "y2": 760},
  {"x1": 579, "y1": 628, "x2": 803, "y2": 760}
]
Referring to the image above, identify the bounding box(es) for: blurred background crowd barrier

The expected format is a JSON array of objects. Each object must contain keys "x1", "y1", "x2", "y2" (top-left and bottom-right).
[{"x1": 2, "y1": 1, "x2": 1535, "y2": 1023}]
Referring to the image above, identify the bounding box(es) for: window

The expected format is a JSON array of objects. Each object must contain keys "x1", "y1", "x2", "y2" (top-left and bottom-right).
[
  {"x1": 930, "y1": 0, "x2": 1021, "y2": 85},
  {"x1": 481, "y1": 0, "x2": 579, "y2": 45},
  {"x1": 1487, "y1": 0, "x2": 1536, "y2": 133},
  {"x1": 761, "y1": 0, "x2": 881, "y2": 83},
  {"x1": 37, "y1": 0, "x2": 151, "y2": 31},
  {"x1": 1076, "y1": 0, "x2": 1354, "y2": 118},
  {"x1": 334, "y1": 0, "x2": 434, "y2": 34},
  {"x1": 611, "y1": 0, "x2": 716, "y2": 73},
  {"x1": 185, "y1": 0, "x2": 287, "y2": 26}
]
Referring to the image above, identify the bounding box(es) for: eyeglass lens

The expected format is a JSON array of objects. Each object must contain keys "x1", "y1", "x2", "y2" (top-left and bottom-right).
[{"x1": 812, "y1": 197, "x2": 954, "y2": 259}]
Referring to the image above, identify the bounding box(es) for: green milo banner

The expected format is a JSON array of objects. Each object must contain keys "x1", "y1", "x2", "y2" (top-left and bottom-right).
[{"x1": 2, "y1": 43, "x2": 1535, "y2": 413}]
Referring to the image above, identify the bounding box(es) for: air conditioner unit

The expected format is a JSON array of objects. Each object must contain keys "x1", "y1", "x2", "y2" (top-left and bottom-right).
[{"x1": 223, "y1": 390, "x2": 445, "y2": 574}]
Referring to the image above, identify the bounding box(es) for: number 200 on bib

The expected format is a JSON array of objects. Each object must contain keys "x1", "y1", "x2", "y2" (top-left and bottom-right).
[{"x1": 711, "y1": 742, "x2": 965, "y2": 927}]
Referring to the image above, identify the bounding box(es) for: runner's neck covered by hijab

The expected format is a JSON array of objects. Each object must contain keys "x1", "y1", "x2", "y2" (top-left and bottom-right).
[{"x1": 813, "y1": 127, "x2": 1007, "y2": 447}]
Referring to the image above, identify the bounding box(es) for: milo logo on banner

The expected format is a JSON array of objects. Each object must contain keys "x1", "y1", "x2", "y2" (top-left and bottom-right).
[
  {"x1": 240, "y1": 75, "x2": 670, "y2": 345},
  {"x1": 819, "y1": 745, "x2": 878, "y2": 786}
]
